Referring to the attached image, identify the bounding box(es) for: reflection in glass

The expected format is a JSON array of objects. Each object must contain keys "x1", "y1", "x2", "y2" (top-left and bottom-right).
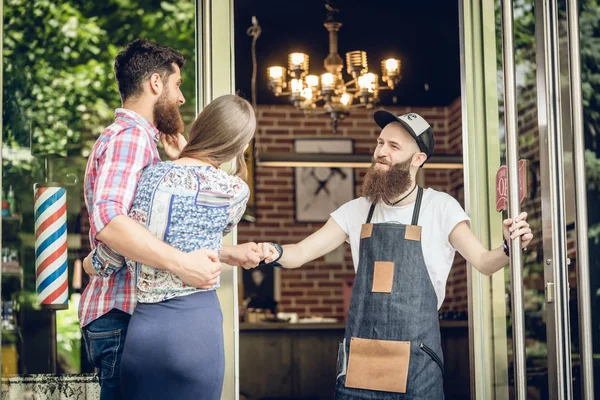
[
  {"x1": 495, "y1": 0, "x2": 547, "y2": 397},
  {"x1": 494, "y1": 0, "x2": 600, "y2": 397},
  {"x1": 2, "y1": 0, "x2": 196, "y2": 377}
]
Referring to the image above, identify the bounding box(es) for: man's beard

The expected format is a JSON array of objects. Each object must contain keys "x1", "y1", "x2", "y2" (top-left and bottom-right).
[
  {"x1": 154, "y1": 90, "x2": 184, "y2": 136},
  {"x1": 362, "y1": 156, "x2": 413, "y2": 204}
]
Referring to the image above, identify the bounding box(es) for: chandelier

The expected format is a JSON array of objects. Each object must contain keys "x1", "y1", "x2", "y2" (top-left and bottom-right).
[{"x1": 266, "y1": 0, "x2": 401, "y2": 133}]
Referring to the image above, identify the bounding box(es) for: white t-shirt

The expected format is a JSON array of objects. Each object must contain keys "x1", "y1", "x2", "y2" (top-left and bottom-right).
[{"x1": 330, "y1": 188, "x2": 470, "y2": 310}]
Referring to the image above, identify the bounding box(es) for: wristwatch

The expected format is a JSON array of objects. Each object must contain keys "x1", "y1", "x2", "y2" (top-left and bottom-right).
[{"x1": 259, "y1": 243, "x2": 283, "y2": 268}]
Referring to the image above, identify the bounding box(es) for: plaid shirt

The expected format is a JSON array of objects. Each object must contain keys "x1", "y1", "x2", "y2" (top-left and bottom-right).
[{"x1": 79, "y1": 108, "x2": 161, "y2": 328}]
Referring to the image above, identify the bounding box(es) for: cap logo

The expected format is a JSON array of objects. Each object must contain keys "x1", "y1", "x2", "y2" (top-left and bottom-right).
[{"x1": 399, "y1": 113, "x2": 430, "y2": 137}]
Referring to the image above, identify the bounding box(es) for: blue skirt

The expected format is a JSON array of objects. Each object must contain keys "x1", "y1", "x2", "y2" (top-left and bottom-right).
[{"x1": 120, "y1": 290, "x2": 224, "y2": 400}]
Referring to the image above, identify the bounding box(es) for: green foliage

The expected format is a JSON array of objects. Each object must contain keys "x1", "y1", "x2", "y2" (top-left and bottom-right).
[
  {"x1": 3, "y1": 0, "x2": 114, "y2": 157},
  {"x1": 2, "y1": 0, "x2": 196, "y2": 200},
  {"x1": 579, "y1": 1, "x2": 600, "y2": 148},
  {"x1": 495, "y1": 0, "x2": 535, "y2": 69},
  {"x1": 585, "y1": 149, "x2": 600, "y2": 190},
  {"x1": 495, "y1": 0, "x2": 600, "y2": 152},
  {"x1": 3, "y1": 0, "x2": 196, "y2": 161},
  {"x1": 56, "y1": 297, "x2": 82, "y2": 373}
]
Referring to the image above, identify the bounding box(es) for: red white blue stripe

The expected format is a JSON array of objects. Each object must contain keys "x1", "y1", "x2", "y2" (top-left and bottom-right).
[{"x1": 35, "y1": 186, "x2": 68, "y2": 306}]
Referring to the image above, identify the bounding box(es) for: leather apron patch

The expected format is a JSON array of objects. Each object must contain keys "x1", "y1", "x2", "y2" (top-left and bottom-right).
[
  {"x1": 372, "y1": 261, "x2": 394, "y2": 293},
  {"x1": 405, "y1": 225, "x2": 422, "y2": 241},
  {"x1": 360, "y1": 224, "x2": 373, "y2": 239},
  {"x1": 345, "y1": 337, "x2": 411, "y2": 393}
]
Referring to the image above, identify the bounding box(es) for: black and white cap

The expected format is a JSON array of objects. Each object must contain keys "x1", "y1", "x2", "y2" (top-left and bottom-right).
[{"x1": 373, "y1": 110, "x2": 435, "y2": 160}]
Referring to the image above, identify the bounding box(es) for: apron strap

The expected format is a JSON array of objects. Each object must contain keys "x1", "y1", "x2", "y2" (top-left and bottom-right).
[
  {"x1": 366, "y1": 203, "x2": 376, "y2": 224},
  {"x1": 411, "y1": 187, "x2": 424, "y2": 226},
  {"x1": 365, "y1": 187, "x2": 424, "y2": 225}
]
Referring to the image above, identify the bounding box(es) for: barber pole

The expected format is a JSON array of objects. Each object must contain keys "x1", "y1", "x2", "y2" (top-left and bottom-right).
[{"x1": 34, "y1": 184, "x2": 69, "y2": 309}]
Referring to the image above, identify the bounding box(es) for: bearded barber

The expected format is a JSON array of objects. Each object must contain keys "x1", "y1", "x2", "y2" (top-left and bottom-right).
[{"x1": 259, "y1": 110, "x2": 533, "y2": 398}]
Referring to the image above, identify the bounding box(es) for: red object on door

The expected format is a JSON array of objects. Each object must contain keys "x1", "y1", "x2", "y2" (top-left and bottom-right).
[{"x1": 495, "y1": 159, "x2": 529, "y2": 212}]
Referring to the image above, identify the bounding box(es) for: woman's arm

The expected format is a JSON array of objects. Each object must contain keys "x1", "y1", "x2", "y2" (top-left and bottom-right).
[{"x1": 258, "y1": 218, "x2": 349, "y2": 270}]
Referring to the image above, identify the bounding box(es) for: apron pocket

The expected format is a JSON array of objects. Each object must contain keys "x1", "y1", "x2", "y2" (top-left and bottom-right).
[
  {"x1": 419, "y1": 342, "x2": 444, "y2": 374},
  {"x1": 372, "y1": 261, "x2": 394, "y2": 293},
  {"x1": 345, "y1": 337, "x2": 410, "y2": 393},
  {"x1": 336, "y1": 338, "x2": 347, "y2": 380}
]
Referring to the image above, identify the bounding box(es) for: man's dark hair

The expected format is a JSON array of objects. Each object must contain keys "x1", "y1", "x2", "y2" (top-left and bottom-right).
[{"x1": 114, "y1": 39, "x2": 185, "y2": 102}]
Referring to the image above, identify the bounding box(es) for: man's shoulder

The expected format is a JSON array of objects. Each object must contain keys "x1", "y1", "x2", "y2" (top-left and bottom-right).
[
  {"x1": 98, "y1": 120, "x2": 145, "y2": 142},
  {"x1": 331, "y1": 197, "x2": 370, "y2": 220},
  {"x1": 343, "y1": 197, "x2": 370, "y2": 210},
  {"x1": 424, "y1": 188, "x2": 460, "y2": 206},
  {"x1": 92, "y1": 121, "x2": 154, "y2": 159}
]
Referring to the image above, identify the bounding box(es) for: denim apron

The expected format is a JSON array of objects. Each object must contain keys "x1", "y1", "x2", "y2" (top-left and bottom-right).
[{"x1": 334, "y1": 187, "x2": 444, "y2": 399}]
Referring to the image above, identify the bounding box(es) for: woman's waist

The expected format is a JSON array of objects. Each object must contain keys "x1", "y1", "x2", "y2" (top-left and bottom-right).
[
  {"x1": 136, "y1": 284, "x2": 220, "y2": 305},
  {"x1": 134, "y1": 265, "x2": 219, "y2": 301}
]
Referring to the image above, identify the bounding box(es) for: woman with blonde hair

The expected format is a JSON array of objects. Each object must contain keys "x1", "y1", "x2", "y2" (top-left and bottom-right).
[{"x1": 119, "y1": 94, "x2": 257, "y2": 399}]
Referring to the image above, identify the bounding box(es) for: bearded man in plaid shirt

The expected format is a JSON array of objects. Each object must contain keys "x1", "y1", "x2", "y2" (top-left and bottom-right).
[{"x1": 80, "y1": 39, "x2": 261, "y2": 399}]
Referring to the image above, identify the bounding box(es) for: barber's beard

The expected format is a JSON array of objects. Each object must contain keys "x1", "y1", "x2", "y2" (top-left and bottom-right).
[
  {"x1": 362, "y1": 157, "x2": 413, "y2": 204},
  {"x1": 154, "y1": 90, "x2": 184, "y2": 136}
]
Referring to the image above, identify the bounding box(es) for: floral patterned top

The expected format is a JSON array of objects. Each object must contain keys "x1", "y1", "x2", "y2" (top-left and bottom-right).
[{"x1": 126, "y1": 162, "x2": 249, "y2": 303}]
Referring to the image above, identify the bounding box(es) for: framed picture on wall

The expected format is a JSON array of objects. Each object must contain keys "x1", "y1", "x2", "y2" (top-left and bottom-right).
[{"x1": 294, "y1": 138, "x2": 355, "y2": 222}]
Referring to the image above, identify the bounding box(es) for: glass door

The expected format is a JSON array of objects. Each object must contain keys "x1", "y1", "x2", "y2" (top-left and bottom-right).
[{"x1": 461, "y1": 0, "x2": 597, "y2": 398}]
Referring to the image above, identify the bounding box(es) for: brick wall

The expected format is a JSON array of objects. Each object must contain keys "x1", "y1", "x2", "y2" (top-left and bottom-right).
[{"x1": 237, "y1": 98, "x2": 468, "y2": 320}]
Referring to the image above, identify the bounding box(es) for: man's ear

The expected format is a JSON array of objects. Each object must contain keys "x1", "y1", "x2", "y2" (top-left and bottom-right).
[
  {"x1": 149, "y1": 72, "x2": 163, "y2": 96},
  {"x1": 413, "y1": 152, "x2": 427, "y2": 167}
]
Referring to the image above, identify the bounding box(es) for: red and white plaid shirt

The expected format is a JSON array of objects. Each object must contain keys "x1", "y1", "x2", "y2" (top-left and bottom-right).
[{"x1": 79, "y1": 108, "x2": 161, "y2": 328}]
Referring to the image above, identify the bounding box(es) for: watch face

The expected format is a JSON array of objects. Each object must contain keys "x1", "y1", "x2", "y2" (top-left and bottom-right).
[{"x1": 294, "y1": 139, "x2": 355, "y2": 222}]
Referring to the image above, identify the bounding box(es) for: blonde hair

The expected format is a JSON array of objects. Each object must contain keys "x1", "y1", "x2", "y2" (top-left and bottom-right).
[{"x1": 179, "y1": 94, "x2": 255, "y2": 179}]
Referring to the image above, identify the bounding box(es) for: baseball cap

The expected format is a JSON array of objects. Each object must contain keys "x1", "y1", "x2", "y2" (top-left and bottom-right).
[{"x1": 373, "y1": 110, "x2": 435, "y2": 160}]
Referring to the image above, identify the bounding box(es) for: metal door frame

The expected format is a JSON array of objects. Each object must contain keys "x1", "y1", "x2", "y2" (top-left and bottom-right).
[
  {"x1": 1, "y1": 0, "x2": 4, "y2": 378},
  {"x1": 535, "y1": 0, "x2": 573, "y2": 397},
  {"x1": 196, "y1": 1, "x2": 240, "y2": 399}
]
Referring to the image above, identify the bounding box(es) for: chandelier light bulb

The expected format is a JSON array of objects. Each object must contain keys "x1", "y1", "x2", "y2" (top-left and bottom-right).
[
  {"x1": 340, "y1": 93, "x2": 352, "y2": 106},
  {"x1": 268, "y1": 66, "x2": 284, "y2": 80},
  {"x1": 290, "y1": 53, "x2": 306, "y2": 66},
  {"x1": 346, "y1": 50, "x2": 368, "y2": 77},
  {"x1": 358, "y1": 73, "x2": 376, "y2": 91},
  {"x1": 306, "y1": 75, "x2": 319, "y2": 87},
  {"x1": 321, "y1": 73, "x2": 335, "y2": 88},
  {"x1": 301, "y1": 88, "x2": 313, "y2": 100},
  {"x1": 291, "y1": 79, "x2": 303, "y2": 94},
  {"x1": 385, "y1": 58, "x2": 400, "y2": 74}
]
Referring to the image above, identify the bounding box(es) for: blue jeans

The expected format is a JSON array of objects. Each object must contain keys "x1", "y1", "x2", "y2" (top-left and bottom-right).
[{"x1": 82, "y1": 309, "x2": 131, "y2": 400}]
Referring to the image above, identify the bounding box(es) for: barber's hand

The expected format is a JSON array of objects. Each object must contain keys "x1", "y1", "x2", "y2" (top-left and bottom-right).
[
  {"x1": 503, "y1": 211, "x2": 533, "y2": 249},
  {"x1": 257, "y1": 243, "x2": 280, "y2": 264},
  {"x1": 161, "y1": 133, "x2": 187, "y2": 160},
  {"x1": 228, "y1": 242, "x2": 262, "y2": 270},
  {"x1": 172, "y1": 248, "x2": 221, "y2": 289},
  {"x1": 83, "y1": 252, "x2": 98, "y2": 276}
]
